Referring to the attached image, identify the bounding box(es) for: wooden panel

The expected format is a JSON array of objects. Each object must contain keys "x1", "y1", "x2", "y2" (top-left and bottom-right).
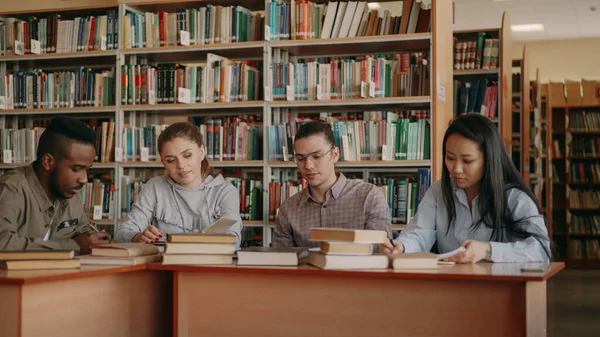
[
  {"x1": 20, "y1": 270, "x2": 171, "y2": 337},
  {"x1": 177, "y1": 271, "x2": 527, "y2": 337},
  {"x1": 522, "y1": 45, "x2": 531, "y2": 184},
  {"x1": 501, "y1": 12, "x2": 513, "y2": 151},
  {"x1": 0, "y1": 285, "x2": 20, "y2": 337},
  {"x1": 0, "y1": 265, "x2": 148, "y2": 285},
  {"x1": 527, "y1": 281, "x2": 547, "y2": 337},
  {"x1": 0, "y1": 0, "x2": 116, "y2": 14},
  {"x1": 432, "y1": 0, "x2": 454, "y2": 180},
  {"x1": 150, "y1": 262, "x2": 566, "y2": 282}
]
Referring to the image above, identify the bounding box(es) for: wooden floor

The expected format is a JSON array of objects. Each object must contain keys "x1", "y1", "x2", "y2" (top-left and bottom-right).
[{"x1": 548, "y1": 268, "x2": 600, "y2": 336}]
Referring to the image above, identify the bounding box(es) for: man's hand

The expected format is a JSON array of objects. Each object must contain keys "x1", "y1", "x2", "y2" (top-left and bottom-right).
[{"x1": 74, "y1": 231, "x2": 111, "y2": 255}]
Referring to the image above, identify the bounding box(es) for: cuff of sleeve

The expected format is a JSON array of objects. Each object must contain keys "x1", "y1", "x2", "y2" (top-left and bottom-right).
[
  {"x1": 59, "y1": 239, "x2": 81, "y2": 254},
  {"x1": 123, "y1": 231, "x2": 139, "y2": 243},
  {"x1": 396, "y1": 239, "x2": 414, "y2": 254},
  {"x1": 490, "y1": 241, "x2": 510, "y2": 262}
]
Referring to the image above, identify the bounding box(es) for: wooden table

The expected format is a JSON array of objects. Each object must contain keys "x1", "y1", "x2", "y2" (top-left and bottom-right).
[
  {"x1": 149, "y1": 262, "x2": 564, "y2": 337},
  {"x1": 0, "y1": 262, "x2": 564, "y2": 337},
  {"x1": 0, "y1": 265, "x2": 172, "y2": 337}
]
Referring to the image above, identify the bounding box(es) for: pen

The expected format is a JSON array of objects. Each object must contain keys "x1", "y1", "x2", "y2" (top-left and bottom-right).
[
  {"x1": 87, "y1": 222, "x2": 100, "y2": 233},
  {"x1": 389, "y1": 237, "x2": 396, "y2": 250}
]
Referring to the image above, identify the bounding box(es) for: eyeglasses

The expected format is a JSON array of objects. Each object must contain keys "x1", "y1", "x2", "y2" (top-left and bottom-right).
[{"x1": 293, "y1": 147, "x2": 335, "y2": 164}]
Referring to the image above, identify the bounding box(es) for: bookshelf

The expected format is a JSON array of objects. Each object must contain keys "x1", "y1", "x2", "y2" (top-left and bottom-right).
[
  {"x1": 0, "y1": 0, "x2": 454, "y2": 248},
  {"x1": 452, "y1": 12, "x2": 512, "y2": 151},
  {"x1": 511, "y1": 58, "x2": 522, "y2": 169},
  {"x1": 549, "y1": 80, "x2": 600, "y2": 267}
]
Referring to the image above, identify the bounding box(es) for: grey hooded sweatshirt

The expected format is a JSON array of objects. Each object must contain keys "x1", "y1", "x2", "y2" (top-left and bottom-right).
[{"x1": 115, "y1": 174, "x2": 242, "y2": 246}]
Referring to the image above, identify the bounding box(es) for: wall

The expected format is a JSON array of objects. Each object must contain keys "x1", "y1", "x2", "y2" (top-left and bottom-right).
[{"x1": 512, "y1": 38, "x2": 600, "y2": 83}]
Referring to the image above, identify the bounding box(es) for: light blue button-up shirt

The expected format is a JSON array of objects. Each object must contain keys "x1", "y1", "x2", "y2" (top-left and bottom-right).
[{"x1": 396, "y1": 180, "x2": 550, "y2": 262}]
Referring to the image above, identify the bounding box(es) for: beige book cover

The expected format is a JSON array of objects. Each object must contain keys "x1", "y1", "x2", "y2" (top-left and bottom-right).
[
  {"x1": 90, "y1": 243, "x2": 160, "y2": 257},
  {"x1": 309, "y1": 228, "x2": 387, "y2": 244}
]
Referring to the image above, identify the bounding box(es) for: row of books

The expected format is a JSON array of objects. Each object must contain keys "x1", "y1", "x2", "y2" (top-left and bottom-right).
[
  {"x1": 268, "y1": 0, "x2": 430, "y2": 41},
  {"x1": 121, "y1": 124, "x2": 169, "y2": 162},
  {"x1": 570, "y1": 137, "x2": 600, "y2": 158},
  {"x1": 569, "y1": 239, "x2": 600, "y2": 260},
  {"x1": 0, "y1": 128, "x2": 41, "y2": 164},
  {"x1": 124, "y1": 5, "x2": 263, "y2": 48},
  {"x1": 370, "y1": 169, "x2": 431, "y2": 224},
  {"x1": 271, "y1": 53, "x2": 430, "y2": 100},
  {"x1": 0, "y1": 9, "x2": 119, "y2": 56},
  {"x1": 571, "y1": 214, "x2": 600, "y2": 236},
  {"x1": 569, "y1": 189, "x2": 600, "y2": 209},
  {"x1": 569, "y1": 111, "x2": 600, "y2": 132},
  {"x1": 193, "y1": 117, "x2": 263, "y2": 162},
  {"x1": 453, "y1": 33, "x2": 499, "y2": 70},
  {"x1": 455, "y1": 79, "x2": 499, "y2": 118},
  {"x1": 268, "y1": 111, "x2": 430, "y2": 162},
  {"x1": 570, "y1": 163, "x2": 600, "y2": 184},
  {"x1": 120, "y1": 119, "x2": 264, "y2": 163},
  {"x1": 0, "y1": 119, "x2": 114, "y2": 163},
  {"x1": 121, "y1": 55, "x2": 261, "y2": 105},
  {"x1": 226, "y1": 178, "x2": 264, "y2": 221},
  {"x1": 0, "y1": 68, "x2": 116, "y2": 110},
  {"x1": 81, "y1": 178, "x2": 115, "y2": 220}
]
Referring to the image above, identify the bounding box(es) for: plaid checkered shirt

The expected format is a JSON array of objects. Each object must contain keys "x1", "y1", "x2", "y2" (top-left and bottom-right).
[{"x1": 272, "y1": 173, "x2": 392, "y2": 248}]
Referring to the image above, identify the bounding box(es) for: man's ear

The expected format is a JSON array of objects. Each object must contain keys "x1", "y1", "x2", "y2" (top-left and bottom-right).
[{"x1": 41, "y1": 153, "x2": 55, "y2": 171}]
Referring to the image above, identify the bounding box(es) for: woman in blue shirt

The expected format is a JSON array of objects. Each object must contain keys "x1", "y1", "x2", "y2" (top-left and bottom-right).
[{"x1": 381, "y1": 114, "x2": 550, "y2": 263}]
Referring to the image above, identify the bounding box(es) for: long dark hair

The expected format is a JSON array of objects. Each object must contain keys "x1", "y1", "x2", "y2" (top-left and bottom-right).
[{"x1": 441, "y1": 114, "x2": 550, "y2": 258}]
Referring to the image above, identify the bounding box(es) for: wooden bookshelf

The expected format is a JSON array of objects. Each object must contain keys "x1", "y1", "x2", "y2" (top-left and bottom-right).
[
  {"x1": 520, "y1": 46, "x2": 532, "y2": 185},
  {"x1": 0, "y1": 0, "x2": 454, "y2": 248},
  {"x1": 268, "y1": 160, "x2": 432, "y2": 168},
  {"x1": 548, "y1": 83, "x2": 600, "y2": 267},
  {"x1": 453, "y1": 12, "x2": 512, "y2": 150},
  {"x1": 121, "y1": 41, "x2": 265, "y2": 61},
  {"x1": 269, "y1": 33, "x2": 431, "y2": 57},
  {"x1": 0, "y1": 106, "x2": 117, "y2": 115}
]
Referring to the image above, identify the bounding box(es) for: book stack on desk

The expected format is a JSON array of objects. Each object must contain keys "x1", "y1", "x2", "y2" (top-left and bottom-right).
[
  {"x1": 77, "y1": 243, "x2": 162, "y2": 265},
  {"x1": 237, "y1": 247, "x2": 309, "y2": 266},
  {"x1": 162, "y1": 233, "x2": 236, "y2": 265},
  {"x1": 306, "y1": 228, "x2": 390, "y2": 270},
  {"x1": 0, "y1": 251, "x2": 80, "y2": 270}
]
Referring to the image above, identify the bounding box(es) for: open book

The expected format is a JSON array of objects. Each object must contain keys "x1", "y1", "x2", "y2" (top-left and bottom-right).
[{"x1": 201, "y1": 217, "x2": 238, "y2": 234}]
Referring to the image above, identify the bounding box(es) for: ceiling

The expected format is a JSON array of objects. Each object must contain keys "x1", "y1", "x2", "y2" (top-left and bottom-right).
[
  {"x1": 376, "y1": 0, "x2": 600, "y2": 41},
  {"x1": 452, "y1": 0, "x2": 600, "y2": 41}
]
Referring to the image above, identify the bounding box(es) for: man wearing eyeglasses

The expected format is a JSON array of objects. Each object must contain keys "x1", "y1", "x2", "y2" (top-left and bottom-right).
[{"x1": 272, "y1": 120, "x2": 392, "y2": 248}]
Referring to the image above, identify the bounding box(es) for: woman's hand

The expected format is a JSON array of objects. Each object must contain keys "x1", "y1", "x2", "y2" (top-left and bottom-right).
[
  {"x1": 132, "y1": 225, "x2": 164, "y2": 244},
  {"x1": 378, "y1": 240, "x2": 404, "y2": 255},
  {"x1": 445, "y1": 240, "x2": 491, "y2": 264}
]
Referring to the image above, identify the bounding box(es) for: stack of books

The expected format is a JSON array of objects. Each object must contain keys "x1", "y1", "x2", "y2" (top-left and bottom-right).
[
  {"x1": 0, "y1": 250, "x2": 80, "y2": 270},
  {"x1": 307, "y1": 228, "x2": 390, "y2": 270},
  {"x1": 162, "y1": 233, "x2": 236, "y2": 265},
  {"x1": 237, "y1": 247, "x2": 309, "y2": 266},
  {"x1": 77, "y1": 243, "x2": 162, "y2": 265}
]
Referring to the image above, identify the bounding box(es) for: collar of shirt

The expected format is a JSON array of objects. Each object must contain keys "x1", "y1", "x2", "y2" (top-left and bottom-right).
[
  {"x1": 299, "y1": 172, "x2": 347, "y2": 206},
  {"x1": 25, "y1": 163, "x2": 68, "y2": 212}
]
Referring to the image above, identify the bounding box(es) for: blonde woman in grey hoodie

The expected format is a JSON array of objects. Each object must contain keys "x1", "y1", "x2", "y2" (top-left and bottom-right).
[{"x1": 115, "y1": 122, "x2": 242, "y2": 247}]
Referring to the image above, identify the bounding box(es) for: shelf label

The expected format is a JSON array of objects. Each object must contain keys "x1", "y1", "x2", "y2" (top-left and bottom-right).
[
  {"x1": 93, "y1": 205, "x2": 103, "y2": 220},
  {"x1": 177, "y1": 87, "x2": 191, "y2": 104},
  {"x1": 115, "y1": 147, "x2": 123, "y2": 162},
  {"x1": 140, "y1": 147, "x2": 150, "y2": 162},
  {"x1": 31, "y1": 39, "x2": 41, "y2": 54},
  {"x1": 180, "y1": 31, "x2": 190, "y2": 46},
  {"x1": 3, "y1": 150, "x2": 12, "y2": 164},
  {"x1": 14, "y1": 41, "x2": 24, "y2": 55}
]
